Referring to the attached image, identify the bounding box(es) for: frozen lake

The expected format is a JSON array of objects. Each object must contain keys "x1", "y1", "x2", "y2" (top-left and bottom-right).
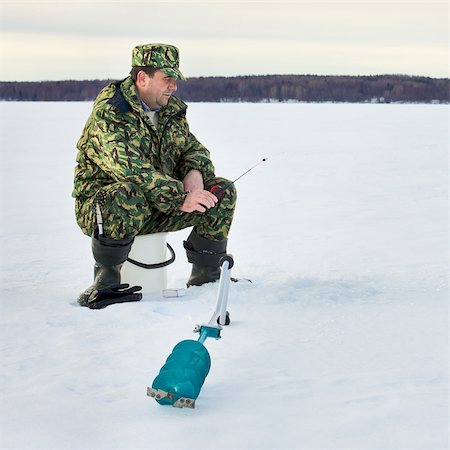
[{"x1": 0, "y1": 101, "x2": 448, "y2": 449}]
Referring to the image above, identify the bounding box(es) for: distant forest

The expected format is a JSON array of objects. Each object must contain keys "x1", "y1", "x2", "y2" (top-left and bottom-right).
[{"x1": 0, "y1": 74, "x2": 448, "y2": 103}]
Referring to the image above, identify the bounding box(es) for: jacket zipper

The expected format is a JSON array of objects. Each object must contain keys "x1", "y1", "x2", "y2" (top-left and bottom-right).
[{"x1": 158, "y1": 107, "x2": 187, "y2": 149}]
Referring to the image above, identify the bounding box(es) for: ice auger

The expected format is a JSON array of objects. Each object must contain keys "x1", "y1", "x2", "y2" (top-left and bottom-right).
[{"x1": 147, "y1": 255, "x2": 234, "y2": 409}]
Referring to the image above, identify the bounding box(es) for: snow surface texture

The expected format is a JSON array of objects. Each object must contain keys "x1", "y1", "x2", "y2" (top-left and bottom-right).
[{"x1": 0, "y1": 102, "x2": 448, "y2": 450}]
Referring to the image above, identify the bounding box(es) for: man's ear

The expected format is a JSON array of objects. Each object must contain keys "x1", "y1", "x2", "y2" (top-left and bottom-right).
[{"x1": 136, "y1": 70, "x2": 150, "y2": 88}]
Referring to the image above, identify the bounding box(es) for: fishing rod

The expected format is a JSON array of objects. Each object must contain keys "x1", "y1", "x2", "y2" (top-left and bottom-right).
[{"x1": 209, "y1": 158, "x2": 267, "y2": 199}]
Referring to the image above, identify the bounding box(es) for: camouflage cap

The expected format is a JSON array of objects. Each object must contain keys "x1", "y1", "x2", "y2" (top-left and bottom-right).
[{"x1": 132, "y1": 43, "x2": 185, "y2": 80}]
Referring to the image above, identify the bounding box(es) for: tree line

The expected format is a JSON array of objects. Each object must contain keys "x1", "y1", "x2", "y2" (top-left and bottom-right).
[{"x1": 0, "y1": 74, "x2": 448, "y2": 103}]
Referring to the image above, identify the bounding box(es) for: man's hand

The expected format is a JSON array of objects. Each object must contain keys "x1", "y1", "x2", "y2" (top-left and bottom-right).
[
  {"x1": 183, "y1": 169, "x2": 204, "y2": 193},
  {"x1": 181, "y1": 190, "x2": 218, "y2": 213}
]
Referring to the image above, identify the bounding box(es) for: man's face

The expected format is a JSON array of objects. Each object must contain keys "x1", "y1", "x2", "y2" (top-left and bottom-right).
[{"x1": 136, "y1": 69, "x2": 178, "y2": 110}]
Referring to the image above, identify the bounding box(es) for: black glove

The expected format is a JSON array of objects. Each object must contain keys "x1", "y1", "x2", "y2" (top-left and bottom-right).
[{"x1": 86, "y1": 284, "x2": 143, "y2": 309}]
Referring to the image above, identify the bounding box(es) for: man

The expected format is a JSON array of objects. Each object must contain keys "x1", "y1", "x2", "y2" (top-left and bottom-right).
[{"x1": 73, "y1": 43, "x2": 236, "y2": 309}]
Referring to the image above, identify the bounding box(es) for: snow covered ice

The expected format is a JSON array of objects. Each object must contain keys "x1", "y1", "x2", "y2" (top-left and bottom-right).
[{"x1": 0, "y1": 101, "x2": 448, "y2": 449}]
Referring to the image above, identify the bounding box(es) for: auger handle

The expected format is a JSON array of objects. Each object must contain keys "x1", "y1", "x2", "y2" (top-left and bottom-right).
[{"x1": 210, "y1": 255, "x2": 233, "y2": 327}]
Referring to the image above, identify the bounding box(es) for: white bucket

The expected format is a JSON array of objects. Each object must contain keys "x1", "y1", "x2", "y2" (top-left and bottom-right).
[{"x1": 121, "y1": 233, "x2": 170, "y2": 295}]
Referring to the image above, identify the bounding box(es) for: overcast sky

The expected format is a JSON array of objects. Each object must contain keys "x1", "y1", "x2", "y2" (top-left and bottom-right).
[{"x1": 0, "y1": 1, "x2": 448, "y2": 81}]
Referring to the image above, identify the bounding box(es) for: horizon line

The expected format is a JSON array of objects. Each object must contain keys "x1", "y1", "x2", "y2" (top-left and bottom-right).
[{"x1": 1, "y1": 73, "x2": 449, "y2": 83}]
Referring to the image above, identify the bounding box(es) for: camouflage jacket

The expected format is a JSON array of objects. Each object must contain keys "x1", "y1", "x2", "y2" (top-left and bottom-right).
[{"x1": 73, "y1": 76, "x2": 215, "y2": 214}]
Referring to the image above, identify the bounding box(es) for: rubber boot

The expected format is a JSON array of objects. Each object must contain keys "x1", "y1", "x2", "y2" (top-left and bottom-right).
[
  {"x1": 183, "y1": 230, "x2": 227, "y2": 287},
  {"x1": 78, "y1": 232, "x2": 138, "y2": 308}
]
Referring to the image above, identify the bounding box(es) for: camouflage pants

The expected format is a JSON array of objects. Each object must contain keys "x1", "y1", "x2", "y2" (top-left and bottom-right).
[{"x1": 75, "y1": 177, "x2": 236, "y2": 241}]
